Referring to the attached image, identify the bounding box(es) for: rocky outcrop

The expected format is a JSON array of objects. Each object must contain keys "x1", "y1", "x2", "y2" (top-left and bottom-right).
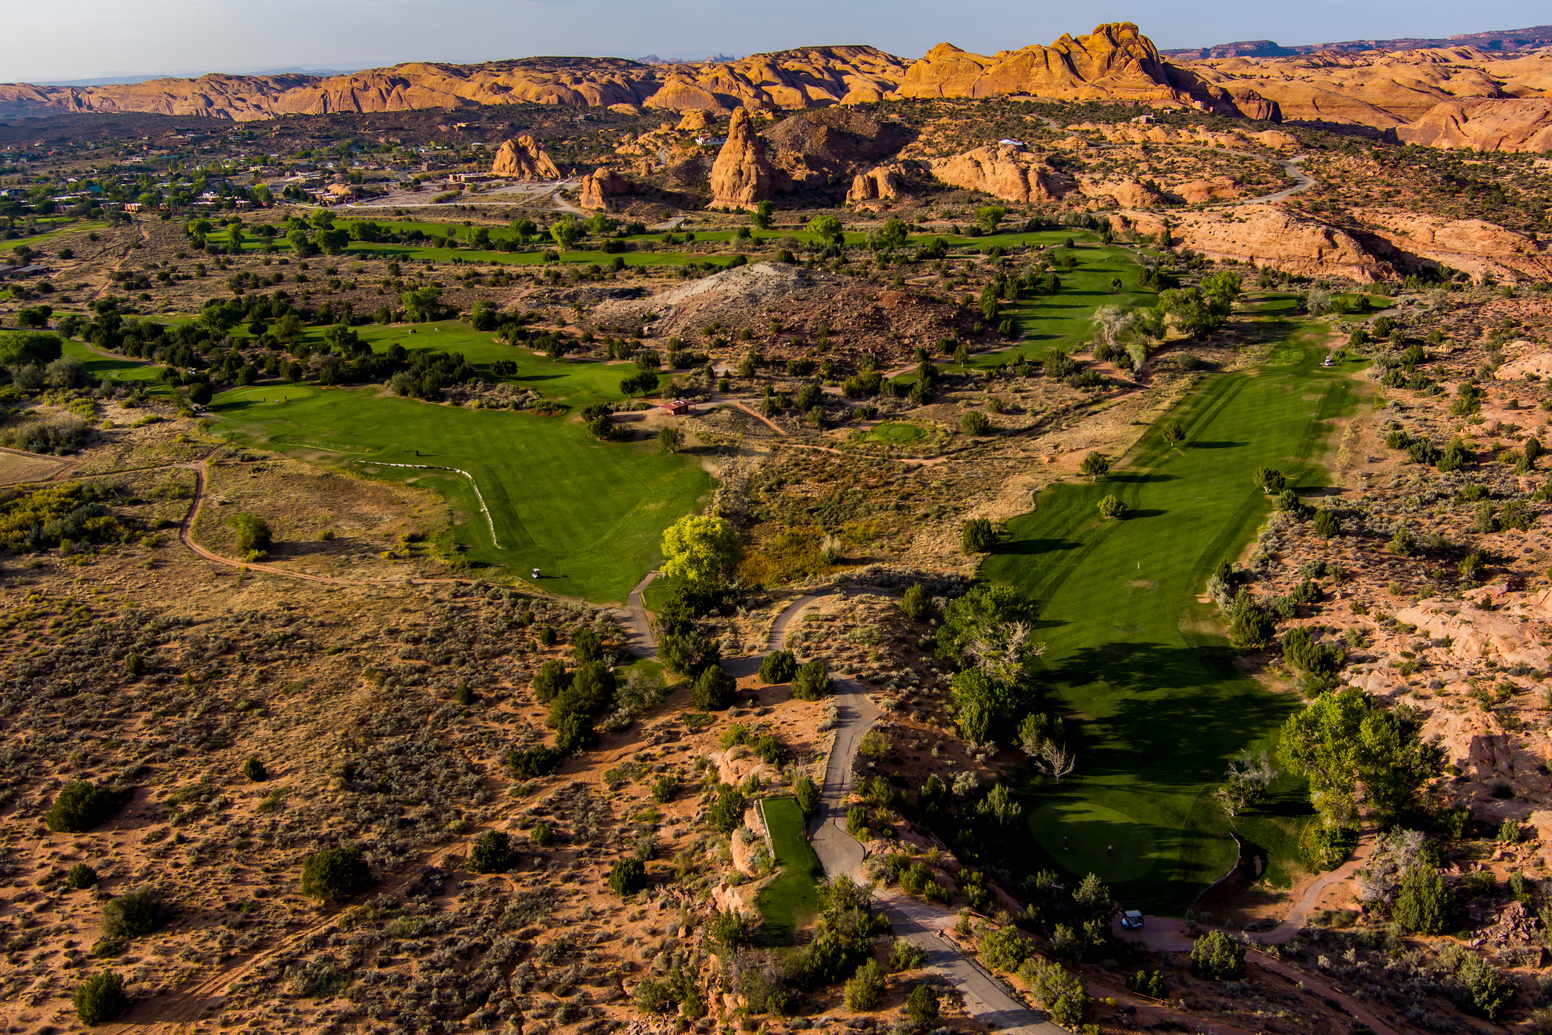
[
  {"x1": 1070, "y1": 120, "x2": 1298, "y2": 150},
  {"x1": 709, "y1": 108, "x2": 774, "y2": 210},
  {"x1": 898, "y1": 23, "x2": 1276, "y2": 118},
  {"x1": 847, "y1": 165, "x2": 901, "y2": 206},
  {"x1": 491, "y1": 135, "x2": 559, "y2": 179},
  {"x1": 579, "y1": 168, "x2": 628, "y2": 210},
  {"x1": 1395, "y1": 98, "x2": 1552, "y2": 152},
  {"x1": 1077, "y1": 177, "x2": 1165, "y2": 208},
  {"x1": 928, "y1": 145, "x2": 1065, "y2": 203},
  {"x1": 1125, "y1": 205, "x2": 1385, "y2": 281},
  {"x1": 1356, "y1": 209, "x2": 1552, "y2": 283},
  {"x1": 0, "y1": 28, "x2": 1278, "y2": 122},
  {"x1": 0, "y1": 47, "x2": 910, "y2": 121},
  {"x1": 1182, "y1": 46, "x2": 1552, "y2": 131}
]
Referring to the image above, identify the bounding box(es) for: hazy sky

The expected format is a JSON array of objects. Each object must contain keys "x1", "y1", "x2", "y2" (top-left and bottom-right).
[{"x1": 3, "y1": 0, "x2": 1549, "y2": 83}]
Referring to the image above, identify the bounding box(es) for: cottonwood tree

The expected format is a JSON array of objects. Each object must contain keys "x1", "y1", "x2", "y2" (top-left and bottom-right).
[
  {"x1": 1090, "y1": 306, "x2": 1132, "y2": 352},
  {"x1": 1033, "y1": 740, "x2": 1076, "y2": 784},
  {"x1": 660, "y1": 515, "x2": 740, "y2": 591},
  {"x1": 1215, "y1": 749, "x2": 1277, "y2": 817}
]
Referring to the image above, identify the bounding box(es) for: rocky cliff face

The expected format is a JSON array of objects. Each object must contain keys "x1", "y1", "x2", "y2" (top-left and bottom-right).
[
  {"x1": 927, "y1": 145, "x2": 1065, "y2": 204},
  {"x1": 0, "y1": 27, "x2": 1277, "y2": 122},
  {"x1": 1126, "y1": 205, "x2": 1386, "y2": 282},
  {"x1": 709, "y1": 108, "x2": 774, "y2": 209},
  {"x1": 1182, "y1": 46, "x2": 1552, "y2": 133},
  {"x1": 1395, "y1": 98, "x2": 1552, "y2": 151},
  {"x1": 0, "y1": 47, "x2": 908, "y2": 121},
  {"x1": 579, "y1": 168, "x2": 628, "y2": 210},
  {"x1": 490, "y1": 135, "x2": 560, "y2": 179},
  {"x1": 763, "y1": 107, "x2": 913, "y2": 190}
]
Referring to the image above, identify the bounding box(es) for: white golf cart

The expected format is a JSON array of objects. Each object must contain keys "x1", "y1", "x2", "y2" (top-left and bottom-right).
[{"x1": 1120, "y1": 910, "x2": 1144, "y2": 929}]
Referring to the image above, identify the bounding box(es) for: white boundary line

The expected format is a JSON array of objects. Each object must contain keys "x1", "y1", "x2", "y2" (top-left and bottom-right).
[{"x1": 356, "y1": 460, "x2": 501, "y2": 548}]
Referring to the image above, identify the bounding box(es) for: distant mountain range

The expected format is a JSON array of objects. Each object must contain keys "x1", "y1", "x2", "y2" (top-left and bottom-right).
[
  {"x1": 1163, "y1": 24, "x2": 1552, "y2": 59},
  {"x1": 33, "y1": 67, "x2": 362, "y2": 87}
]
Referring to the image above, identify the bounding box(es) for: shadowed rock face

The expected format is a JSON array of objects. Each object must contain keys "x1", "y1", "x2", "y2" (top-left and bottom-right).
[{"x1": 764, "y1": 107, "x2": 915, "y2": 190}]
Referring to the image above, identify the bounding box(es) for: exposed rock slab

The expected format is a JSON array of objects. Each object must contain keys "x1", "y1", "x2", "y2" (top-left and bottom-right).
[{"x1": 1395, "y1": 97, "x2": 1552, "y2": 152}]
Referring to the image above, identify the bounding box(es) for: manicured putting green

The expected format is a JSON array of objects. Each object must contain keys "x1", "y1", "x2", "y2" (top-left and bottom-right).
[
  {"x1": 216, "y1": 385, "x2": 317, "y2": 404},
  {"x1": 1028, "y1": 800, "x2": 1157, "y2": 883},
  {"x1": 861, "y1": 422, "x2": 925, "y2": 445},
  {"x1": 755, "y1": 796, "x2": 823, "y2": 946},
  {"x1": 984, "y1": 310, "x2": 1364, "y2": 911}
]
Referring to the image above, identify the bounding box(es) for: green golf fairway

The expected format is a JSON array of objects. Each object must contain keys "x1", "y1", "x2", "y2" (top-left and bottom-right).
[
  {"x1": 983, "y1": 320, "x2": 1367, "y2": 911},
  {"x1": 208, "y1": 332, "x2": 712, "y2": 602},
  {"x1": 755, "y1": 797, "x2": 824, "y2": 946}
]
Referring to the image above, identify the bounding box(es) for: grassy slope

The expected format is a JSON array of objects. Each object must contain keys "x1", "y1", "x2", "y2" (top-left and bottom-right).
[
  {"x1": 755, "y1": 796, "x2": 824, "y2": 945},
  {"x1": 982, "y1": 301, "x2": 1368, "y2": 911},
  {"x1": 208, "y1": 325, "x2": 710, "y2": 602}
]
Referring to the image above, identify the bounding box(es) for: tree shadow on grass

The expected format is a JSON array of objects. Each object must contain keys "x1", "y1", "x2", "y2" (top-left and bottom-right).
[
  {"x1": 1107, "y1": 472, "x2": 1178, "y2": 484},
  {"x1": 994, "y1": 537, "x2": 1080, "y2": 557},
  {"x1": 1188, "y1": 441, "x2": 1247, "y2": 450}
]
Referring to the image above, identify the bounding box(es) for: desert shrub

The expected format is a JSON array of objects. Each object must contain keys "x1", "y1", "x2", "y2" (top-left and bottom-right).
[
  {"x1": 1454, "y1": 953, "x2": 1512, "y2": 1019},
  {"x1": 47, "y1": 781, "x2": 129, "y2": 833},
  {"x1": 906, "y1": 983, "x2": 940, "y2": 1025},
  {"x1": 792, "y1": 658, "x2": 833, "y2": 701},
  {"x1": 843, "y1": 958, "x2": 886, "y2": 1011},
  {"x1": 794, "y1": 774, "x2": 820, "y2": 820},
  {"x1": 102, "y1": 886, "x2": 168, "y2": 939},
  {"x1": 229, "y1": 512, "x2": 273, "y2": 558},
  {"x1": 241, "y1": 757, "x2": 267, "y2": 782},
  {"x1": 300, "y1": 846, "x2": 373, "y2": 904},
  {"x1": 1189, "y1": 930, "x2": 1245, "y2": 980},
  {"x1": 468, "y1": 830, "x2": 517, "y2": 874},
  {"x1": 530, "y1": 821, "x2": 554, "y2": 846},
  {"x1": 73, "y1": 970, "x2": 128, "y2": 1026},
  {"x1": 859, "y1": 728, "x2": 889, "y2": 761},
  {"x1": 66, "y1": 863, "x2": 99, "y2": 890},
  {"x1": 891, "y1": 939, "x2": 929, "y2": 971},
  {"x1": 709, "y1": 907, "x2": 752, "y2": 950},
  {"x1": 899, "y1": 583, "x2": 933, "y2": 620},
  {"x1": 979, "y1": 924, "x2": 1031, "y2": 971},
  {"x1": 507, "y1": 744, "x2": 562, "y2": 778},
  {"x1": 961, "y1": 411, "x2": 991, "y2": 435},
  {"x1": 759, "y1": 649, "x2": 797, "y2": 684},
  {"x1": 1019, "y1": 957, "x2": 1085, "y2": 1026},
  {"x1": 609, "y1": 857, "x2": 647, "y2": 896},
  {"x1": 708, "y1": 784, "x2": 746, "y2": 835},
  {"x1": 571, "y1": 626, "x2": 603, "y2": 664},
  {"x1": 900, "y1": 863, "x2": 948, "y2": 903},
  {"x1": 692, "y1": 664, "x2": 735, "y2": 710},
  {"x1": 651, "y1": 775, "x2": 676, "y2": 803},
  {"x1": 1394, "y1": 866, "x2": 1450, "y2": 934},
  {"x1": 961, "y1": 517, "x2": 997, "y2": 554}
]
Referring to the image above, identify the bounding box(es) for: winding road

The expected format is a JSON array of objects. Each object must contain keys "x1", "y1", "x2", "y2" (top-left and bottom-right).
[{"x1": 618, "y1": 583, "x2": 1065, "y2": 1033}]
